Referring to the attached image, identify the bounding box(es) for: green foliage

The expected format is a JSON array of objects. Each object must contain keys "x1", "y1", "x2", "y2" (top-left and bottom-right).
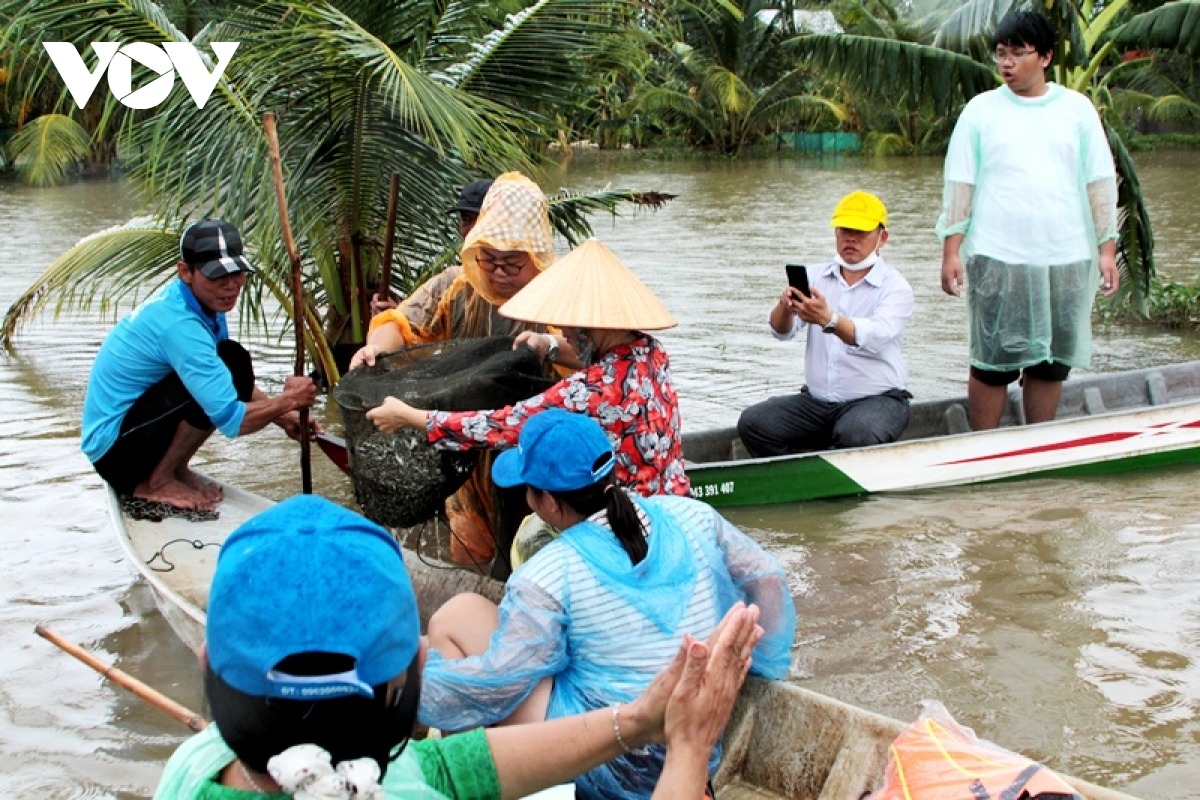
[
  {"x1": 0, "y1": 0, "x2": 667, "y2": 376},
  {"x1": 1115, "y1": 0, "x2": 1200, "y2": 56},
  {"x1": 1096, "y1": 277, "x2": 1200, "y2": 327},
  {"x1": 791, "y1": 35, "x2": 997, "y2": 116},
  {"x1": 8, "y1": 113, "x2": 91, "y2": 186},
  {"x1": 633, "y1": 0, "x2": 846, "y2": 154},
  {"x1": 1124, "y1": 131, "x2": 1200, "y2": 150},
  {"x1": 569, "y1": 28, "x2": 660, "y2": 148}
]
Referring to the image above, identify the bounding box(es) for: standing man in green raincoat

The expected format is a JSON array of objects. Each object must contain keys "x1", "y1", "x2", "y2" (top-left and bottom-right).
[{"x1": 938, "y1": 10, "x2": 1119, "y2": 430}]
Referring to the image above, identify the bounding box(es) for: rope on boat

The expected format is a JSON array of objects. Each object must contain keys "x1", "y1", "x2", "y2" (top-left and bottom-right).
[{"x1": 145, "y1": 538, "x2": 222, "y2": 572}]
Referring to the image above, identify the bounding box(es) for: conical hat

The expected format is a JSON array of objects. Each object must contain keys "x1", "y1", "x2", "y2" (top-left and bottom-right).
[{"x1": 499, "y1": 238, "x2": 677, "y2": 331}]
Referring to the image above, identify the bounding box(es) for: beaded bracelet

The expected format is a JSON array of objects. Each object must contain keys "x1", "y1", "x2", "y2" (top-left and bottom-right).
[{"x1": 612, "y1": 704, "x2": 649, "y2": 756}]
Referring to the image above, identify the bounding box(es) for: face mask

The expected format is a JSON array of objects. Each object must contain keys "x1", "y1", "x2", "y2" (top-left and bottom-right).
[
  {"x1": 574, "y1": 329, "x2": 596, "y2": 367},
  {"x1": 834, "y1": 248, "x2": 881, "y2": 271}
]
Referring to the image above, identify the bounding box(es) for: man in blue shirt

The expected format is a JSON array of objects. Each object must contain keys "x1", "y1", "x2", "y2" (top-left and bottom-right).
[{"x1": 82, "y1": 219, "x2": 318, "y2": 511}]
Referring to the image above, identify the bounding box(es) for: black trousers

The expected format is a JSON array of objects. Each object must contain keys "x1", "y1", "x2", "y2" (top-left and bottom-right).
[
  {"x1": 737, "y1": 386, "x2": 912, "y2": 458},
  {"x1": 93, "y1": 340, "x2": 255, "y2": 494}
]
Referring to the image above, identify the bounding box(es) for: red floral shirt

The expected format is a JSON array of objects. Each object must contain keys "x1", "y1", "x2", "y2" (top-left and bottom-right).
[{"x1": 427, "y1": 335, "x2": 691, "y2": 497}]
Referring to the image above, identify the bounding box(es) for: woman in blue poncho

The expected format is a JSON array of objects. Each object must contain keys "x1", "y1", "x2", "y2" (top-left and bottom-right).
[{"x1": 419, "y1": 408, "x2": 797, "y2": 800}]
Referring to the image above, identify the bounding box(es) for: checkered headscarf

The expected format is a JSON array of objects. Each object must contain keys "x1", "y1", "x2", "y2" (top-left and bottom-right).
[{"x1": 461, "y1": 172, "x2": 556, "y2": 305}]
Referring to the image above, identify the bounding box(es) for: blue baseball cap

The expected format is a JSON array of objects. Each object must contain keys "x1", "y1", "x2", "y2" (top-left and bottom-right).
[
  {"x1": 493, "y1": 409, "x2": 616, "y2": 492},
  {"x1": 207, "y1": 495, "x2": 420, "y2": 700}
]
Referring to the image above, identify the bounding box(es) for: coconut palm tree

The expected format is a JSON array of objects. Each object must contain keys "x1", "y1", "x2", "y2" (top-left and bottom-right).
[
  {"x1": 633, "y1": 0, "x2": 847, "y2": 155},
  {"x1": 792, "y1": 0, "x2": 1168, "y2": 311},
  {"x1": 0, "y1": 0, "x2": 664, "y2": 381}
]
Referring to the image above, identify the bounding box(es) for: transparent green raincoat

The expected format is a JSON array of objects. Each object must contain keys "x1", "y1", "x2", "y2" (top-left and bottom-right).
[{"x1": 937, "y1": 84, "x2": 1118, "y2": 372}]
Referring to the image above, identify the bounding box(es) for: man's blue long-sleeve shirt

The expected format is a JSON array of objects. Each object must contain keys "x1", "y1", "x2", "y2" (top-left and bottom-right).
[{"x1": 81, "y1": 279, "x2": 247, "y2": 462}]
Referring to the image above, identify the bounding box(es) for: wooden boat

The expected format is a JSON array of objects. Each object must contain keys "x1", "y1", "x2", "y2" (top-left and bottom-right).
[
  {"x1": 683, "y1": 360, "x2": 1200, "y2": 507},
  {"x1": 317, "y1": 361, "x2": 1200, "y2": 510},
  {"x1": 110, "y1": 482, "x2": 1139, "y2": 800}
]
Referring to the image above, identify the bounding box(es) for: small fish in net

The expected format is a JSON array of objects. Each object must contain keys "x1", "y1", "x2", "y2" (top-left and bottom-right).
[
  {"x1": 334, "y1": 337, "x2": 557, "y2": 528},
  {"x1": 349, "y1": 430, "x2": 477, "y2": 530}
]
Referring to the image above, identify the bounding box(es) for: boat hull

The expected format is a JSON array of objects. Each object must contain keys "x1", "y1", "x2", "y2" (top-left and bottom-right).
[
  {"x1": 683, "y1": 361, "x2": 1200, "y2": 507},
  {"x1": 687, "y1": 400, "x2": 1200, "y2": 507}
]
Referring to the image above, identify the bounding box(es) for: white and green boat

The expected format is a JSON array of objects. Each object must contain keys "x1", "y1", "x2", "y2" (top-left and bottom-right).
[{"x1": 682, "y1": 361, "x2": 1200, "y2": 507}]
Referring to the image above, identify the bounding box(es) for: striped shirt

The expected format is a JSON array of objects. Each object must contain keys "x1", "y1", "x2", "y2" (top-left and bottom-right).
[{"x1": 418, "y1": 494, "x2": 796, "y2": 799}]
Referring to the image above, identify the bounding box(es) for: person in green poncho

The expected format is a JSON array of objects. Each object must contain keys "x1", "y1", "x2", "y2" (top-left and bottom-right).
[
  {"x1": 937, "y1": 10, "x2": 1120, "y2": 431},
  {"x1": 153, "y1": 495, "x2": 763, "y2": 800}
]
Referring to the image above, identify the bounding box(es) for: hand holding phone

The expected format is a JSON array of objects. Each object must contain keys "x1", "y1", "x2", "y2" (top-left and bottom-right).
[{"x1": 785, "y1": 264, "x2": 810, "y2": 298}]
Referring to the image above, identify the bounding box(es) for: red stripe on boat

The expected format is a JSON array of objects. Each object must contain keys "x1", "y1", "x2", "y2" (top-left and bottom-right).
[{"x1": 939, "y1": 431, "x2": 1140, "y2": 465}]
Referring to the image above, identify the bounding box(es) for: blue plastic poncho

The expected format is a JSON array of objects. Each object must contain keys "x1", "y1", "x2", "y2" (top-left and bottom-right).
[
  {"x1": 936, "y1": 84, "x2": 1118, "y2": 372},
  {"x1": 419, "y1": 494, "x2": 796, "y2": 800}
]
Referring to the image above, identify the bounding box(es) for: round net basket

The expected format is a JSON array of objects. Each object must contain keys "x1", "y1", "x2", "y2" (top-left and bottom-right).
[{"x1": 333, "y1": 337, "x2": 556, "y2": 527}]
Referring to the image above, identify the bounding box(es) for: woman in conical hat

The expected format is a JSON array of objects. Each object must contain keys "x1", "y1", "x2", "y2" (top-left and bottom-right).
[{"x1": 367, "y1": 238, "x2": 691, "y2": 500}]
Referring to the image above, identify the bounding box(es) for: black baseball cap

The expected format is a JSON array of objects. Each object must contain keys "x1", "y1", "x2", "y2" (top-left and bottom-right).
[
  {"x1": 180, "y1": 219, "x2": 255, "y2": 279},
  {"x1": 449, "y1": 179, "x2": 494, "y2": 215}
]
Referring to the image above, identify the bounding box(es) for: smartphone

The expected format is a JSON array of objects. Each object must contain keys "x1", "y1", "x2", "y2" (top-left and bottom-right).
[{"x1": 785, "y1": 264, "x2": 810, "y2": 298}]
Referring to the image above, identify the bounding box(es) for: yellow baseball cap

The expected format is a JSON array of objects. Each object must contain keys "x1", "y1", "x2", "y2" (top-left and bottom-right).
[{"x1": 830, "y1": 191, "x2": 887, "y2": 231}]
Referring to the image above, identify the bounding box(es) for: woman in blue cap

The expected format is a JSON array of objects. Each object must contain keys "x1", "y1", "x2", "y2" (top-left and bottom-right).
[
  {"x1": 154, "y1": 494, "x2": 763, "y2": 800},
  {"x1": 420, "y1": 409, "x2": 797, "y2": 800}
]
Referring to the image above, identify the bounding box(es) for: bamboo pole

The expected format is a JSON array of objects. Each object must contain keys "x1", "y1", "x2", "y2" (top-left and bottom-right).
[
  {"x1": 263, "y1": 111, "x2": 313, "y2": 495},
  {"x1": 378, "y1": 171, "x2": 401, "y2": 312},
  {"x1": 35, "y1": 624, "x2": 207, "y2": 733}
]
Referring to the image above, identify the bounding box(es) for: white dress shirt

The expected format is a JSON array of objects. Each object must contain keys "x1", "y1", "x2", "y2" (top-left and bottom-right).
[{"x1": 771, "y1": 259, "x2": 913, "y2": 403}]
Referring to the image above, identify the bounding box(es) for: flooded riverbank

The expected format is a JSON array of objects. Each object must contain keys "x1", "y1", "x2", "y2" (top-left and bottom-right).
[{"x1": 2, "y1": 152, "x2": 1199, "y2": 797}]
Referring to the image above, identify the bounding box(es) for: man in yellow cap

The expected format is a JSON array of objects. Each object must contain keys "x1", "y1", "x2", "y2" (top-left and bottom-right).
[{"x1": 737, "y1": 191, "x2": 914, "y2": 457}]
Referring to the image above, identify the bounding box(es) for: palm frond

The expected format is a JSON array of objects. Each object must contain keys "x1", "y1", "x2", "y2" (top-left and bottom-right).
[
  {"x1": 632, "y1": 84, "x2": 721, "y2": 143},
  {"x1": 1145, "y1": 93, "x2": 1200, "y2": 123},
  {"x1": 791, "y1": 34, "x2": 998, "y2": 116},
  {"x1": 839, "y1": 0, "x2": 895, "y2": 39},
  {"x1": 1115, "y1": 0, "x2": 1200, "y2": 58},
  {"x1": 864, "y1": 130, "x2": 909, "y2": 155},
  {"x1": 438, "y1": 0, "x2": 621, "y2": 107},
  {"x1": 748, "y1": 94, "x2": 846, "y2": 131},
  {"x1": 931, "y1": 0, "x2": 1016, "y2": 54},
  {"x1": 8, "y1": 113, "x2": 91, "y2": 186},
  {"x1": 1, "y1": 219, "x2": 179, "y2": 350},
  {"x1": 1107, "y1": 122, "x2": 1154, "y2": 313},
  {"x1": 546, "y1": 188, "x2": 678, "y2": 247},
  {"x1": 703, "y1": 65, "x2": 755, "y2": 116}
]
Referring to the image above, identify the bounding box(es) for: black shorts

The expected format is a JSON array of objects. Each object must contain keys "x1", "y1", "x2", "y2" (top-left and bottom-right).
[
  {"x1": 92, "y1": 340, "x2": 254, "y2": 494},
  {"x1": 970, "y1": 360, "x2": 1071, "y2": 388}
]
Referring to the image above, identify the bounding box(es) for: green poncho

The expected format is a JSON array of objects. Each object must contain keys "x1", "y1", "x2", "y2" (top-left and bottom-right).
[{"x1": 937, "y1": 83, "x2": 1118, "y2": 372}]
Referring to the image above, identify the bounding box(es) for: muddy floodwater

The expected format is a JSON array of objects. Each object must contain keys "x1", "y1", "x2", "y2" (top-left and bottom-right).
[{"x1": 2, "y1": 151, "x2": 1200, "y2": 798}]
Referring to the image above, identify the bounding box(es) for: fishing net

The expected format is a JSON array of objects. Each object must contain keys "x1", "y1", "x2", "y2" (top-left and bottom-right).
[{"x1": 334, "y1": 337, "x2": 556, "y2": 528}]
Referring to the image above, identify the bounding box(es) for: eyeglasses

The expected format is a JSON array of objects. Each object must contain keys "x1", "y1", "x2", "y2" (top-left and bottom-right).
[
  {"x1": 991, "y1": 48, "x2": 1038, "y2": 65},
  {"x1": 476, "y1": 250, "x2": 529, "y2": 277}
]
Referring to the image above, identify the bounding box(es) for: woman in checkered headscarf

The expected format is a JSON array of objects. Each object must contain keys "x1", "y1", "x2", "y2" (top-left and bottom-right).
[
  {"x1": 350, "y1": 172, "x2": 559, "y2": 569},
  {"x1": 460, "y1": 172, "x2": 557, "y2": 307},
  {"x1": 356, "y1": 172, "x2": 556, "y2": 355}
]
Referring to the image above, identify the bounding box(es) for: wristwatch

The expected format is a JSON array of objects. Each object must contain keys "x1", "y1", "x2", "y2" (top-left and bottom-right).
[
  {"x1": 545, "y1": 335, "x2": 560, "y2": 363},
  {"x1": 823, "y1": 313, "x2": 839, "y2": 333}
]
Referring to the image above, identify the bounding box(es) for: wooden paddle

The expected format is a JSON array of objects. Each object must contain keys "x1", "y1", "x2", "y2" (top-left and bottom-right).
[
  {"x1": 377, "y1": 171, "x2": 401, "y2": 313},
  {"x1": 263, "y1": 111, "x2": 313, "y2": 495},
  {"x1": 35, "y1": 624, "x2": 207, "y2": 732}
]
